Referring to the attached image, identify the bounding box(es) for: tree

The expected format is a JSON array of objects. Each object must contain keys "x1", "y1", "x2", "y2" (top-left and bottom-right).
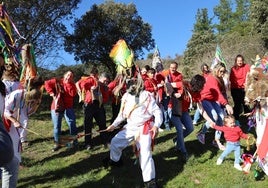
[
  {"x1": 250, "y1": 0, "x2": 268, "y2": 48},
  {"x1": 5, "y1": 0, "x2": 81, "y2": 67},
  {"x1": 230, "y1": 0, "x2": 251, "y2": 35},
  {"x1": 64, "y1": 0, "x2": 155, "y2": 76},
  {"x1": 214, "y1": 0, "x2": 233, "y2": 34},
  {"x1": 183, "y1": 8, "x2": 216, "y2": 70},
  {"x1": 214, "y1": 0, "x2": 251, "y2": 36}
]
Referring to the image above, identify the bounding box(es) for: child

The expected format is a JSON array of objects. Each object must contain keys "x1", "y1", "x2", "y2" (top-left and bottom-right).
[
  {"x1": 211, "y1": 115, "x2": 250, "y2": 171},
  {"x1": 144, "y1": 68, "x2": 158, "y2": 99}
]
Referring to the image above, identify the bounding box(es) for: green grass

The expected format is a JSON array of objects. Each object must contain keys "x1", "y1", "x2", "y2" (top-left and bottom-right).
[{"x1": 11, "y1": 107, "x2": 268, "y2": 188}]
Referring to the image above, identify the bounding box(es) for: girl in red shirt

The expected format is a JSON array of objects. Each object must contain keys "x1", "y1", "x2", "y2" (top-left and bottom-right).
[
  {"x1": 229, "y1": 54, "x2": 251, "y2": 121},
  {"x1": 211, "y1": 115, "x2": 249, "y2": 171}
]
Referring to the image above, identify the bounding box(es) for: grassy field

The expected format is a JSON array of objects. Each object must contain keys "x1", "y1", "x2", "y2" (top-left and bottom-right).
[{"x1": 9, "y1": 105, "x2": 268, "y2": 188}]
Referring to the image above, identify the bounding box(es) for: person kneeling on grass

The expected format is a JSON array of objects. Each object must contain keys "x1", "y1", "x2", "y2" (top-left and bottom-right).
[
  {"x1": 210, "y1": 115, "x2": 250, "y2": 171},
  {"x1": 104, "y1": 76, "x2": 163, "y2": 188}
]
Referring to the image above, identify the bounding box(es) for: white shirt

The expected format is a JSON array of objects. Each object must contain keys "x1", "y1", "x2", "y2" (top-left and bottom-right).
[{"x1": 112, "y1": 90, "x2": 163, "y2": 128}]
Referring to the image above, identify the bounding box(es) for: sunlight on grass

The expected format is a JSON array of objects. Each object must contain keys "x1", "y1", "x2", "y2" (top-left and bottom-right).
[{"x1": 13, "y1": 108, "x2": 268, "y2": 188}]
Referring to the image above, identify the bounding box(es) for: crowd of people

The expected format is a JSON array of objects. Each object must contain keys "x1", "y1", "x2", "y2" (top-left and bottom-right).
[{"x1": 1, "y1": 53, "x2": 260, "y2": 188}]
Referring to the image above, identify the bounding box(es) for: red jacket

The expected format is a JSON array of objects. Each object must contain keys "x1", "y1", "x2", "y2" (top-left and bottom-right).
[
  {"x1": 200, "y1": 74, "x2": 228, "y2": 106},
  {"x1": 76, "y1": 76, "x2": 97, "y2": 104},
  {"x1": 99, "y1": 82, "x2": 110, "y2": 104},
  {"x1": 181, "y1": 83, "x2": 202, "y2": 112},
  {"x1": 229, "y1": 63, "x2": 250, "y2": 89},
  {"x1": 164, "y1": 70, "x2": 184, "y2": 108},
  {"x1": 144, "y1": 77, "x2": 158, "y2": 94},
  {"x1": 44, "y1": 78, "x2": 77, "y2": 110},
  {"x1": 108, "y1": 79, "x2": 126, "y2": 104},
  {"x1": 214, "y1": 125, "x2": 249, "y2": 142}
]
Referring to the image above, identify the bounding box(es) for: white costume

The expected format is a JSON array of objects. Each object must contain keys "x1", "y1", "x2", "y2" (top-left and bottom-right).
[
  {"x1": 2, "y1": 80, "x2": 29, "y2": 143},
  {"x1": 4, "y1": 89, "x2": 28, "y2": 162},
  {"x1": 255, "y1": 102, "x2": 268, "y2": 175},
  {"x1": 110, "y1": 90, "x2": 163, "y2": 182},
  {"x1": 2, "y1": 79, "x2": 21, "y2": 95},
  {"x1": 255, "y1": 104, "x2": 268, "y2": 146}
]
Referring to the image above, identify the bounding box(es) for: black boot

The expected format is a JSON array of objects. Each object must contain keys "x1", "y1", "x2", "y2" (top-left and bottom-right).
[{"x1": 144, "y1": 179, "x2": 158, "y2": 188}]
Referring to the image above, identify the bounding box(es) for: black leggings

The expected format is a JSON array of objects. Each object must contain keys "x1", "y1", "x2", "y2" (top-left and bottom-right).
[{"x1": 231, "y1": 88, "x2": 251, "y2": 120}]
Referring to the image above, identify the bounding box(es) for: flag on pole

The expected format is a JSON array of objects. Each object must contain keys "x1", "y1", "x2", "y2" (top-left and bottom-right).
[
  {"x1": 211, "y1": 44, "x2": 227, "y2": 69},
  {"x1": 152, "y1": 45, "x2": 163, "y2": 72}
]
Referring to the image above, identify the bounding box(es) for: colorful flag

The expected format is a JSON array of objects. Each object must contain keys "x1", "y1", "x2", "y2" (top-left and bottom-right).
[
  {"x1": 211, "y1": 45, "x2": 227, "y2": 69},
  {"x1": 109, "y1": 39, "x2": 134, "y2": 75}
]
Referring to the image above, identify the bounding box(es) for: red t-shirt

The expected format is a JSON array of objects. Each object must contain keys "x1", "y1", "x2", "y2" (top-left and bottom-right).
[
  {"x1": 76, "y1": 76, "x2": 97, "y2": 104},
  {"x1": 44, "y1": 78, "x2": 77, "y2": 110},
  {"x1": 214, "y1": 125, "x2": 248, "y2": 142},
  {"x1": 200, "y1": 74, "x2": 228, "y2": 106},
  {"x1": 229, "y1": 63, "x2": 250, "y2": 89}
]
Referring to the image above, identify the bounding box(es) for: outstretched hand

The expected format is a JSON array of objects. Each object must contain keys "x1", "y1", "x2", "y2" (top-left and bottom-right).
[
  {"x1": 106, "y1": 125, "x2": 116, "y2": 132},
  {"x1": 209, "y1": 121, "x2": 215, "y2": 128},
  {"x1": 225, "y1": 104, "x2": 233, "y2": 115}
]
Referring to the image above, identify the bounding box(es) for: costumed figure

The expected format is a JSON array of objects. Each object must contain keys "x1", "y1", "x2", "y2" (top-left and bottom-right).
[
  {"x1": 0, "y1": 51, "x2": 20, "y2": 188},
  {"x1": 104, "y1": 40, "x2": 163, "y2": 188},
  {"x1": 0, "y1": 3, "x2": 43, "y2": 186},
  {"x1": 105, "y1": 74, "x2": 163, "y2": 188},
  {"x1": 108, "y1": 39, "x2": 136, "y2": 127},
  {"x1": 244, "y1": 53, "x2": 268, "y2": 175}
]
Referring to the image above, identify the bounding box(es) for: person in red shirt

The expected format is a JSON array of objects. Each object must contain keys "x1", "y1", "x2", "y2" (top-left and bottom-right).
[
  {"x1": 197, "y1": 63, "x2": 233, "y2": 150},
  {"x1": 193, "y1": 63, "x2": 211, "y2": 125},
  {"x1": 211, "y1": 115, "x2": 250, "y2": 171},
  {"x1": 172, "y1": 74, "x2": 214, "y2": 161},
  {"x1": 76, "y1": 67, "x2": 109, "y2": 150},
  {"x1": 108, "y1": 74, "x2": 126, "y2": 124},
  {"x1": 161, "y1": 62, "x2": 184, "y2": 131},
  {"x1": 144, "y1": 68, "x2": 158, "y2": 98},
  {"x1": 44, "y1": 70, "x2": 78, "y2": 152},
  {"x1": 229, "y1": 54, "x2": 251, "y2": 122},
  {"x1": 140, "y1": 65, "x2": 150, "y2": 81}
]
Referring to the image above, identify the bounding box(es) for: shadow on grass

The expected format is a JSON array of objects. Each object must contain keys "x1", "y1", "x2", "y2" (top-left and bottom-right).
[
  {"x1": 19, "y1": 132, "x2": 194, "y2": 187},
  {"x1": 18, "y1": 114, "x2": 255, "y2": 188}
]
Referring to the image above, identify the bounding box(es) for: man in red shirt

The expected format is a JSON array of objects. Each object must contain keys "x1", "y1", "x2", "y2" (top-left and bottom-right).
[
  {"x1": 45, "y1": 71, "x2": 78, "y2": 152},
  {"x1": 76, "y1": 68, "x2": 109, "y2": 150}
]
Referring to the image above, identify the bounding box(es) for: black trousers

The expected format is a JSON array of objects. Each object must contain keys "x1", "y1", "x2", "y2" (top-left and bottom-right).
[{"x1": 231, "y1": 88, "x2": 251, "y2": 120}]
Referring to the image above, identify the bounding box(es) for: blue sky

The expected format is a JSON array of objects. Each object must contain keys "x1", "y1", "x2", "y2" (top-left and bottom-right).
[{"x1": 60, "y1": 0, "x2": 220, "y2": 66}]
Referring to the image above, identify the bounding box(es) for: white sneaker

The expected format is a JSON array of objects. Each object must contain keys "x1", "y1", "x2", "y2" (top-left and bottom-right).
[
  {"x1": 216, "y1": 158, "x2": 223, "y2": 165},
  {"x1": 234, "y1": 164, "x2": 242, "y2": 171},
  {"x1": 158, "y1": 128, "x2": 164, "y2": 132}
]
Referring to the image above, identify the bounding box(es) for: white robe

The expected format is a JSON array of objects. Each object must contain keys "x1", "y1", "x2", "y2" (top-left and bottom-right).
[{"x1": 110, "y1": 91, "x2": 163, "y2": 182}]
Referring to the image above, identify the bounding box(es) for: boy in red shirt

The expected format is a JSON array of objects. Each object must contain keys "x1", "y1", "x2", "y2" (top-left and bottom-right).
[{"x1": 144, "y1": 68, "x2": 158, "y2": 98}]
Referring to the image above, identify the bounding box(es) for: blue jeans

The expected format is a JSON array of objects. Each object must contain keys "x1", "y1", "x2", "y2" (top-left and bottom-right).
[
  {"x1": 171, "y1": 115, "x2": 187, "y2": 154},
  {"x1": 1, "y1": 156, "x2": 19, "y2": 188},
  {"x1": 193, "y1": 108, "x2": 200, "y2": 123},
  {"x1": 51, "y1": 108, "x2": 78, "y2": 143},
  {"x1": 162, "y1": 95, "x2": 171, "y2": 126},
  {"x1": 200, "y1": 100, "x2": 224, "y2": 140},
  {"x1": 218, "y1": 141, "x2": 241, "y2": 164},
  {"x1": 181, "y1": 111, "x2": 194, "y2": 138}
]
